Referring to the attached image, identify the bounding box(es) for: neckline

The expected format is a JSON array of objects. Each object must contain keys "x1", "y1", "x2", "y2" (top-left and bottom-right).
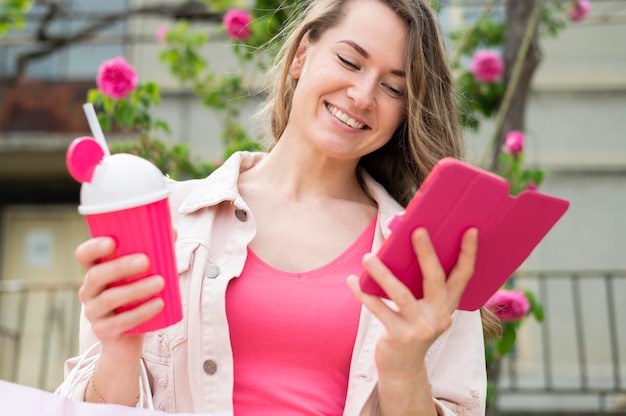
[{"x1": 246, "y1": 215, "x2": 377, "y2": 278}]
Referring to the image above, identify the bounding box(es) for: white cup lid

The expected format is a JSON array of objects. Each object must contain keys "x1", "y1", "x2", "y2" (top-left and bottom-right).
[{"x1": 78, "y1": 153, "x2": 170, "y2": 215}]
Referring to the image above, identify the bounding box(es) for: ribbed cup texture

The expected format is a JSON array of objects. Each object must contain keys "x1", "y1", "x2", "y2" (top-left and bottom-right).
[{"x1": 85, "y1": 198, "x2": 182, "y2": 334}]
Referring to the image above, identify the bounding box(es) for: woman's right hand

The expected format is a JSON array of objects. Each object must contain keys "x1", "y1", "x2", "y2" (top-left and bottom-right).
[{"x1": 75, "y1": 236, "x2": 165, "y2": 363}]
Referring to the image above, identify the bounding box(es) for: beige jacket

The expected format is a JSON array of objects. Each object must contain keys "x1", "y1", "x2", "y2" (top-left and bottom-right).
[{"x1": 64, "y1": 151, "x2": 487, "y2": 415}]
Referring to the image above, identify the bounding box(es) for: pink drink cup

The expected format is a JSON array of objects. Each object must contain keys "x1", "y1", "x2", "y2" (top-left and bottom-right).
[
  {"x1": 69, "y1": 139, "x2": 182, "y2": 334},
  {"x1": 83, "y1": 199, "x2": 182, "y2": 334}
]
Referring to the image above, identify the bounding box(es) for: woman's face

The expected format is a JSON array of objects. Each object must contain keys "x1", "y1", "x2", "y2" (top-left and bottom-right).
[{"x1": 286, "y1": 0, "x2": 408, "y2": 161}]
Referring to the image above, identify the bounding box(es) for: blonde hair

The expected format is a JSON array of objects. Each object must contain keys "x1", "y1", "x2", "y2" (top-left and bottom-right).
[
  {"x1": 481, "y1": 307, "x2": 503, "y2": 340},
  {"x1": 262, "y1": 0, "x2": 463, "y2": 206}
]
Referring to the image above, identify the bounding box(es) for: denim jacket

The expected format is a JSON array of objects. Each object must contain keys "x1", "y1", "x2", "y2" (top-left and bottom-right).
[{"x1": 64, "y1": 151, "x2": 486, "y2": 415}]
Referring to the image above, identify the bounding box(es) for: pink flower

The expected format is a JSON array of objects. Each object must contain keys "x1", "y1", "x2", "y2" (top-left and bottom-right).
[
  {"x1": 223, "y1": 9, "x2": 252, "y2": 40},
  {"x1": 504, "y1": 130, "x2": 525, "y2": 155},
  {"x1": 486, "y1": 290, "x2": 530, "y2": 322},
  {"x1": 156, "y1": 24, "x2": 169, "y2": 44},
  {"x1": 569, "y1": 0, "x2": 591, "y2": 22},
  {"x1": 469, "y1": 50, "x2": 504, "y2": 83},
  {"x1": 96, "y1": 56, "x2": 138, "y2": 100},
  {"x1": 526, "y1": 181, "x2": 538, "y2": 191}
]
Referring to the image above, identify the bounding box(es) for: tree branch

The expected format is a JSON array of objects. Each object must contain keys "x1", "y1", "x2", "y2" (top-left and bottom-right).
[
  {"x1": 10, "y1": 0, "x2": 224, "y2": 83},
  {"x1": 35, "y1": 1, "x2": 60, "y2": 41},
  {"x1": 483, "y1": 0, "x2": 544, "y2": 170}
]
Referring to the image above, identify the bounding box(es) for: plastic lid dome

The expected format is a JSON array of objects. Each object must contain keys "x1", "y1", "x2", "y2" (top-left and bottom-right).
[{"x1": 78, "y1": 153, "x2": 170, "y2": 215}]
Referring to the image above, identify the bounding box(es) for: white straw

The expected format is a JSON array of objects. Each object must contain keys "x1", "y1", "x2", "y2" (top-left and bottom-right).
[{"x1": 82, "y1": 103, "x2": 111, "y2": 157}]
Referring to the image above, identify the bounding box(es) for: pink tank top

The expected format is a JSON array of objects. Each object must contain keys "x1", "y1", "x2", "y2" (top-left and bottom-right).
[{"x1": 225, "y1": 217, "x2": 377, "y2": 415}]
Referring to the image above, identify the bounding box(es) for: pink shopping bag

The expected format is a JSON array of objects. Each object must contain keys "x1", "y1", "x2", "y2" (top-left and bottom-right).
[{"x1": 0, "y1": 380, "x2": 228, "y2": 416}]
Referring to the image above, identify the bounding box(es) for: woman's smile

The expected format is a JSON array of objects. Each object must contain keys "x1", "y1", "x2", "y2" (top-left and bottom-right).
[{"x1": 325, "y1": 102, "x2": 369, "y2": 130}]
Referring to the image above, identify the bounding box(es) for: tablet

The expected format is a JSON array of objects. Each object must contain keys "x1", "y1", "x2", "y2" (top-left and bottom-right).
[{"x1": 359, "y1": 157, "x2": 569, "y2": 311}]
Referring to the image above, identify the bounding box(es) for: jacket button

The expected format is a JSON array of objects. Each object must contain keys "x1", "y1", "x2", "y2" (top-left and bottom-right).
[
  {"x1": 234, "y1": 209, "x2": 248, "y2": 222},
  {"x1": 205, "y1": 264, "x2": 220, "y2": 279},
  {"x1": 203, "y1": 359, "x2": 217, "y2": 375}
]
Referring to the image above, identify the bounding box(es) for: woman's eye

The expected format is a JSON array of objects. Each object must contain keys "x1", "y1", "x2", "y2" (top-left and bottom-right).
[
  {"x1": 385, "y1": 84, "x2": 404, "y2": 98},
  {"x1": 338, "y1": 55, "x2": 359, "y2": 70}
]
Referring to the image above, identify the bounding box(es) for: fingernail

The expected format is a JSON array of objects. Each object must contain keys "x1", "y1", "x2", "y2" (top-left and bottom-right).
[
  {"x1": 363, "y1": 254, "x2": 382, "y2": 271},
  {"x1": 148, "y1": 276, "x2": 164, "y2": 290},
  {"x1": 98, "y1": 238, "x2": 114, "y2": 251},
  {"x1": 131, "y1": 255, "x2": 148, "y2": 269},
  {"x1": 150, "y1": 298, "x2": 164, "y2": 311},
  {"x1": 416, "y1": 227, "x2": 428, "y2": 242},
  {"x1": 346, "y1": 275, "x2": 359, "y2": 290}
]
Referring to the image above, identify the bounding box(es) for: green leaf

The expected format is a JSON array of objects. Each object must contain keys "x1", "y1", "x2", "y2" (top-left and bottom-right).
[
  {"x1": 143, "y1": 82, "x2": 161, "y2": 103},
  {"x1": 524, "y1": 290, "x2": 545, "y2": 322},
  {"x1": 98, "y1": 114, "x2": 111, "y2": 132},
  {"x1": 159, "y1": 49, "x2": 180, "y2": 65},
  {"x1": 102, "y1": 96, "x2": 115, "y2": 115},
  {"x1": 495, "y1": 323, "x2": 517, "y2": 356},
  {"x1": 87, "y1": 89, "x2": 100, "y2": 103},
  {"x1": 154, "y1": 119, "x2": 171, "y2": 134},
  {"x1": 121, "y1": 106, "x2": 137, "y2": 129},
  {"x1": 530, "y1": 169, "x2": 545, "y2": 186},
  {"x1": 0, "y1": 0, "x2": 33, "y2": 34}
]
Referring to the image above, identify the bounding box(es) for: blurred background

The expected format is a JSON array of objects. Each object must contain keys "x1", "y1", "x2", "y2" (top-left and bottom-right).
[{"x1": 0, "y1": 0, "x2": 625, "y2": 414}]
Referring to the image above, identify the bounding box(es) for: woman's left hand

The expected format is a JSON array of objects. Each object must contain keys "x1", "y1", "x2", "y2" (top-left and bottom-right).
[{"x1": 347, "y1": 226, "x2": 478, "y2": 378}]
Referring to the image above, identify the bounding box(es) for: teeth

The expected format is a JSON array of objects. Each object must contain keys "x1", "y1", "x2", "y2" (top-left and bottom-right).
[{"x1": 326, "y1": 104, "x2": 365, "y2": 129}]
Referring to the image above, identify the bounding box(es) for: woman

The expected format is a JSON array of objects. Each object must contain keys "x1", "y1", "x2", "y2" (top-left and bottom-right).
[{"x1": 62, "y1": 0, "x2": 493, "y2": 414}]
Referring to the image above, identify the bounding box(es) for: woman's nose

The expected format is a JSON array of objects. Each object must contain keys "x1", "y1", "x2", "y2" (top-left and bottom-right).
[{"x1": 347, "y1": 76, "x2": 376, "y2": 109}]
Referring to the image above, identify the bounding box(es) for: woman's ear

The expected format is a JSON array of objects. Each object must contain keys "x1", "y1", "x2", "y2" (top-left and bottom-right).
[{"x1": 289, "y1": 36, "x2": 310, "y2": 79}]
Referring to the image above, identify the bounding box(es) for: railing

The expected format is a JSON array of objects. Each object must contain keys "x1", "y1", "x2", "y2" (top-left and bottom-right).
[
  {"x1": 496, "y1": 270, "x2": 626, "y2": 414},
  {"x1": 0, "y1": 279, "x2": 82, "y2": 392},
  {"x1": 0, "y1": 271, "x2": 625, "y2": 414}
]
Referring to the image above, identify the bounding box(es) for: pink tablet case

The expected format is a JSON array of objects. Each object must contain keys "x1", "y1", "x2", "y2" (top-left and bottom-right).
[{"x1": 359, "y1": 157, "x2": 570, "y2": 311}]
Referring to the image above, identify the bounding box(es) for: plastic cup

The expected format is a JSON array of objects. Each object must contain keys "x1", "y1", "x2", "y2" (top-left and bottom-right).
[{"x1": 67, "y1": 137, "x2": 182, "y2": 334}]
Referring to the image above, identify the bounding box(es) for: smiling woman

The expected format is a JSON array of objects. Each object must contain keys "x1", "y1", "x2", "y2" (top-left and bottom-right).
[{"x1": 59, "y1": 1, "x2": 490, "y2": 415}]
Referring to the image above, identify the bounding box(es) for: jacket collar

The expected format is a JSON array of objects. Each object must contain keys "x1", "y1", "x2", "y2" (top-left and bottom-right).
[
  {"x1": 178, "y1": 151, "x2": 266, "y2": 214},
  {"x1": 360, "y1": 169, "x2": 404, "y2": 236}
]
